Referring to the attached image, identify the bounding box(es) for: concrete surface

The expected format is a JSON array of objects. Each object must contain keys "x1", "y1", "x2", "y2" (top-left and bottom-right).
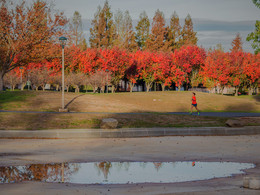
[
  {"x1": 0, "y1": 135, "x2": 260, "y2": 194},
  {"x1": 0, "y1": 126, "x2": 259, "y2": 139}
]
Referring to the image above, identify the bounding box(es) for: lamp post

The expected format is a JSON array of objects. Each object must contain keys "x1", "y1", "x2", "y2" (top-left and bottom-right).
[
  {"x1": 106, "y1": 69, "x2": 109, "y2": 93},
  {"x1": 19, "y1": 67, "x2": 23, "y2": 90},
  {"x1": 27, "y1": 69, "x2": 31, "y2": 90},
  {"x1": 59, "y1": 36, "x2": 68, "y2": 112}
]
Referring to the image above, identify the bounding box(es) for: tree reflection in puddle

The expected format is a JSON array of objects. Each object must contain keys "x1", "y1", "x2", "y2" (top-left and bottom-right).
[
  {"x1": 0, "y1": 161, "x2": 254, "y2": 184},
  {"x1": 0, "y1": 163, "x2": 80, "y2": 183}
]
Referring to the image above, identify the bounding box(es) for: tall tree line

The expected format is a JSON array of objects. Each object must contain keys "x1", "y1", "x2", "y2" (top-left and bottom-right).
[
  {"x1": 89, "y1": 0, "x2": 197, "y2": 52},
  {"x1": 247, "y1": 0, "x2": 260, "y2": 54}
]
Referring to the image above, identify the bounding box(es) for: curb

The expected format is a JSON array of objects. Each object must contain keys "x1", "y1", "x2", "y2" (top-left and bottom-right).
[{"x1": 0, "y1": 126, "x2": 259, "y2": 139}]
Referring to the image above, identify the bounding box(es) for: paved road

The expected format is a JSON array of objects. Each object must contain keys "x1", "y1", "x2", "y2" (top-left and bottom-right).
[{"x1": 1, "y1": 110, "x2": 260, "y2": 117}]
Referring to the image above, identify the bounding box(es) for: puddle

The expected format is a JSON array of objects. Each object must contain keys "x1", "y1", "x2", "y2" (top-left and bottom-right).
[{"x1": 0, "y1": 161, "x2": 254, "y2": 184}]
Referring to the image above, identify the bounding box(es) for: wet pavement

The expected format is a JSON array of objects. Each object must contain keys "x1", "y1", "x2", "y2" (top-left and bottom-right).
[{"x1": 0, "y1": 135, "x2": 259, "y2": 194}]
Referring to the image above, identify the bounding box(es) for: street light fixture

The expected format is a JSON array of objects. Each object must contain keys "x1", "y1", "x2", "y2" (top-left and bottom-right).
[{"x1": 59, "y1": 36, "x2": 68, "y2": 112}]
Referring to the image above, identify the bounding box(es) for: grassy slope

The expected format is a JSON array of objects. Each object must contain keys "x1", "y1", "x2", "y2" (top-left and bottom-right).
[
  {"x1": 0, "y1": 91, "x2": 259, "y2": 130},
  {"x1": 1, "y1": 91, "x2": 259, "y2": 113}
]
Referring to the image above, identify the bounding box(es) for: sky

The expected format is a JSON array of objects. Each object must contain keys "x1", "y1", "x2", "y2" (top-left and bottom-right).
[
  {"x1": 51, "y1": 0, "x2": 259, "y2": 21},
  {"x1": 45, "y1": 0, "x2": 260, "y2": 52}
]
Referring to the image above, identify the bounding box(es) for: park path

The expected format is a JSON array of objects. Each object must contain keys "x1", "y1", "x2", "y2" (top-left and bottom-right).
[{"x1": 0, "y1": 109, "x2": 259, "y2": 117}]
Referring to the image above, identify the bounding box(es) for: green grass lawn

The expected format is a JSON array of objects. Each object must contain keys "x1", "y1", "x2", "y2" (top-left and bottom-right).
[{"x1": 0, "y1": 91, "x2": 35, "y2": 110}]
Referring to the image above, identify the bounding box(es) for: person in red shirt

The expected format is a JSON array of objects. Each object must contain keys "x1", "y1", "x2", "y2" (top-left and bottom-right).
[{"x1": 190, "y1": 92, "x2": 200, "y2": 115}]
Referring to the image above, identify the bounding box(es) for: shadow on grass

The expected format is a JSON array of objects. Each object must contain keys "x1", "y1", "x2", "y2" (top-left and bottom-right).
[
  {"x1": 224, "y1": 103, "x2": 259, "y2": 112},
  {"x1": 253, "y1": 94, "x2": 260, "y2": 103},
  {"x1": 65, "y1": 94, "x2": 85, "y2": 109}
]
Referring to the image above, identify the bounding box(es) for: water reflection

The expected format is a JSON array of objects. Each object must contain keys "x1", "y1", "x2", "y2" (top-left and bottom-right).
[
  {"x1": 0, "y1": 161, "x2": 254, "y2": 184},
  {"x1": 95, "y1": 161, "x2": 112, "y2": 180},
  {"x1": 0, "y1": 163, "x2": 79, "y2": 183}
]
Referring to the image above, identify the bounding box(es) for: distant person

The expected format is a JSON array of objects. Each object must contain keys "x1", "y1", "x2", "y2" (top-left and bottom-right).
[{"x1": 190, "y1": 92, "x2": 200, "y2": 115}]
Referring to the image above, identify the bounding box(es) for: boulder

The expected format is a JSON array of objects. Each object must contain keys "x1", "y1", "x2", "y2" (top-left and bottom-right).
[
  {"x1": 243, "y1": 177, "x2": 250, "y2": 188},
  {"x1": 243, "y1": 176, "x2": 260, "y2": 190},
  {"x1": 100, "y1": 118, "x2": 118, "y2": 129},
  {"x1": 225, "y1": 119, "x2": 244, "y2": 127},
  {"x1": 249, "y1": 177, "x2": 260, "y2": 190}
]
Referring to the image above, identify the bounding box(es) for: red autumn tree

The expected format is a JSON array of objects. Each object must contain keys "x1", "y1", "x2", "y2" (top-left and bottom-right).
[
  {"x1": 77, "y1": 48, "x2": 100, "y2": 74},
  {"x1": 229, "y1": 51, "x2": 245, "y2": 96},
  {"x1": 136, "y1": 50, "x2": 157, "y2": 92},
  {"x1": 201, "y1": 50, "x2": 231, "y2": 94},
  {"x1": 170, "y1": 52, "x2": 186, "y2": 91},
  {"x1": 99, "y1": 48, "x2": 128, "y2": 92},
  {"x1": 125, "y1": 53, "x2": 139, "y2": 92},
  {"x1": 153, "y1": 52, "x2": 172, "y2": 91},
  {"x1": 0, "y1": 0, "x2": 68, "y2": 91},
  {"x1": 172, "y1": 45, "x2": 206, "y2": 90},
  {"x1": 242, "y1": 53, "x2": 260, "y2": 95}
]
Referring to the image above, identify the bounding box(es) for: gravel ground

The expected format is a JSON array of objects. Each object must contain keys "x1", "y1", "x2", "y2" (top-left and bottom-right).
[{"x1": 0, "y1": 135, "x2": 260, "y2": 195}]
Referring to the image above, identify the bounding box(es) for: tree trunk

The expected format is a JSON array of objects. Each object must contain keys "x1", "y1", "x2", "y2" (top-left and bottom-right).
[
  {"x1": 221, "y1": 86, "x2": 224, "y2": 95},
  {"x1": 129, "y1": 82, "x2": 134, "y2": 93},
  {"x1": 235, "y1": 87, "x2": 239, "y2": 96},
  {"x1": 124, "y1": 80, "x2": 127, "y2": 92},
  {"x1": 255, "y1": 86, "x2": 258, "y2": 94},
  {"x1": 146, "y1": 82, "x2": 152, "y2": 92},
  {"x1": 21, "y1": 83, "x2": 25, "y2": 91},
  {"x1": 0, "y1": 71, "x2": 4, "y2": 91},
  {"x1": 161, "y1": 83, "x2": 165, "y2": 91},
  {"x1": 178, "y1": 85, "x2": 181, "y2": 91},
  {"x1": 90, "y1": 85, "x2": 95, "y2": 93},
  {"x1": 112, "y1": 85, "x2": 115, "y2": 93},
  {"x1": 101, "y1": 86, "x2": 105, "y2": 93},
  {"x1": 248, "y1": 87, "x2": 253, "y2": 96}
]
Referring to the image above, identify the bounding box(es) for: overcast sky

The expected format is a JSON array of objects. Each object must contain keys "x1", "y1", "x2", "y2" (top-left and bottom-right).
[
  {"x1": 51, "y1": 0, "x2": 259, "y2": 21},
  {"x1": 43, "y1": 0, "x2": 259, "y2": 53}
]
